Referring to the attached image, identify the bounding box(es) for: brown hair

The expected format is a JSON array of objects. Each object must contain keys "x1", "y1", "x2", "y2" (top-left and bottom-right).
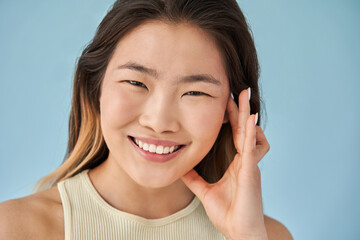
[{"x1": 36, "y1": 0, "x2": 262, "y2": 190}]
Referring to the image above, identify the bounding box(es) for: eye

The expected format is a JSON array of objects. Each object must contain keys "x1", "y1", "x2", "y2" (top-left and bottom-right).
[
  {"x1": 185, "y1": 91, "x2": 209, "y2": 96},
  {"x1": 124, "y1": 80, "x2": 147, "y2": 88}
]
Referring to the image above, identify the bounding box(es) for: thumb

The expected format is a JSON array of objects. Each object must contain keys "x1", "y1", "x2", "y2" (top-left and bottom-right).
[{"x1": 181, "y1": 169, "x2": 210, "y2": 202}]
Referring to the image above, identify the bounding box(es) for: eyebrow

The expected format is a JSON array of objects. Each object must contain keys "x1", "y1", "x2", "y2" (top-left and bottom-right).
[{"x1": 116, "y1": 61, "x2": 221, "y2": 86}]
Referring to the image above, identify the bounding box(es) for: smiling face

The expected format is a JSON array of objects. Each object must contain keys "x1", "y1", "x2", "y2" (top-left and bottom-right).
[{"x1": 99, "y1": 20, "x2": 230, "y2": 188}]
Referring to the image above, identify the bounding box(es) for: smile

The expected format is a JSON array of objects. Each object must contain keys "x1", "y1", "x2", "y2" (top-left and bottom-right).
[
  {"x1": 131, "y1": 137, "x2": 182, "y2": 154},
  {"x1": 128, "y1": 136, "x2": 186, "y2": 163}
]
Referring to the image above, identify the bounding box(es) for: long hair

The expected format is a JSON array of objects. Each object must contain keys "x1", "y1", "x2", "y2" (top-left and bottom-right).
[{"x1": 35, "y1": 0, "x2": 262, "y2": 191}]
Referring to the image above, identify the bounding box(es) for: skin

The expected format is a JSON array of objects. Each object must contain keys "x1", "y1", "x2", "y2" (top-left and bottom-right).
[
  {"x1": 91, "y1": 20, "x2": 230, "y2": 219},
  {"x1": 0, "y1": 21, "x2": 293, "y2": 239}
]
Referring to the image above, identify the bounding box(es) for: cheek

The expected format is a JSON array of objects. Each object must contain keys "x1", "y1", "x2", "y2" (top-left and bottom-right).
[
  {"x1": 100, "y1": 86, "x2": 139, "y2": 128},
  {"x1": 182, "y1": 100, "x2": 225, "y2": 144}
]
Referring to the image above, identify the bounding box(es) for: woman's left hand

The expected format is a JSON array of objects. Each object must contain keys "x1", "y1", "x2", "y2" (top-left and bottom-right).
[{"x1": 181, "y1": 88, "x2": 270, "y2": 240}]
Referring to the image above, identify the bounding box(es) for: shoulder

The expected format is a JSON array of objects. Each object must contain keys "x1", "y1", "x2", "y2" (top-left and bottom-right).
[
  {"x1": 264, "y1": 215, "x2": 293, "y2": 240},
  {"x1": 0, "y1": 186, "x2": 64, "y2": 240}
]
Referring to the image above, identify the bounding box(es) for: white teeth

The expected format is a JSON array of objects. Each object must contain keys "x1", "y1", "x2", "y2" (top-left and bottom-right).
[
  {"x1": 169, "y1": 146, "x2": 175, "y2": 153},
  {"x1": 133, "y1": 137, "x2": 181, "y2": 155},
  {"x1": 149, "y1": 144, "x2": 156, "y2": 153},
  {"x1": 156, "y1": 145, "x2": 163, "y2": 154}
]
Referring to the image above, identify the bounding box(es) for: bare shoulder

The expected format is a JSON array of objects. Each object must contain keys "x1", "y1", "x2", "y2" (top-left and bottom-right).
[
  {"x1": 264, "y1": 215, "x2": 293, "y2": 240},
  {"x1": 0, "y1": 186, "x2": 64, "y2": 240}
]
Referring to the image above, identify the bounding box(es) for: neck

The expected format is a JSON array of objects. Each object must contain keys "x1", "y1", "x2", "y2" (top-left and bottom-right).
[{"x1": 88, "y1": 158, "x2": 195, "y2": 219}]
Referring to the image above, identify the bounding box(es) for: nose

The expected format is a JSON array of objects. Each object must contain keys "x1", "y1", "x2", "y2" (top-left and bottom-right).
[{"x1": 138, "y1": 93, "x2": 180, "y2": 133}]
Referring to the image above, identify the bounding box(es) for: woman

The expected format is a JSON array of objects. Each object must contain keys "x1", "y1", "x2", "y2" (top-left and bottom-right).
[{"x1": 0, "y1": 0, "x2": 293, "y2": 239}]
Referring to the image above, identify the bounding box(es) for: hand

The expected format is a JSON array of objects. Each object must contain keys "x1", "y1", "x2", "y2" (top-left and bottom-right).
[{"x1": 181, "y1": 88, "x2": 270, "y2": 240}]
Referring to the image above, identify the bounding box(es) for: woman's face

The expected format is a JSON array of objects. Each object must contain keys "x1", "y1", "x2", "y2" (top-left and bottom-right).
[{"x1": 100, "y1": 21, "x2": 230, "y2": 188}]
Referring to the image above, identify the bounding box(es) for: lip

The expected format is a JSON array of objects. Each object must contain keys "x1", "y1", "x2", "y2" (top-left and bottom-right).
[
  {"x1": 128, "y1": 136, "x2": 186, "y2": 163},
  {"x1": 131, "y1": 136, "x2": 184, "y2": 147}
]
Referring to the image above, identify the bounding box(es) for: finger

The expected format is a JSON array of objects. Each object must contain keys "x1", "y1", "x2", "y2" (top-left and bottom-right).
[
  {"x1": 181, "y1": 169, "x2": 210, "y2": 202},
  {"x1": 254, "y1": 126, "x2": 270, "y2": 162},
  {"x1": 226, "y1": 94, "x2": 239, "y2": 146},
  {"x1": 242, "y1": 114, "x2": 257, "y2": 170},
  {"x1": 235, "y1": 88, "x2": 251, "y2": 153},
  {"x1": 226, "y1": 96, "x2": 244, "y2": 170}
]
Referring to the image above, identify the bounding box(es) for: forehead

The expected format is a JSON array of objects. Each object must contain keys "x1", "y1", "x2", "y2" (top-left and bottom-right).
[{"x1": 107, "y1": 20, "x2": 228, "y2": 86}]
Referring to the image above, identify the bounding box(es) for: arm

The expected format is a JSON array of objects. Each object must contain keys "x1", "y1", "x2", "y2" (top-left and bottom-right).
[
  {"x1": 0, "y1": 187, "x2": 63, "y2": 240},
  {"x1": 264, "y1": 215, "x2": 293, "y2": 240},
  {"x1": 0, "y1": 198, "x2": 32, "y2": 239}
]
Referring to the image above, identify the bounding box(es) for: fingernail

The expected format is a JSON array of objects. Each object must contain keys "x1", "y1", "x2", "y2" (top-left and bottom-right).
[
  {"x1": 231, "y1": 93, "x2": 234, "y2": 100},
  {"x1": 255, "y1": 112, "x2": 258, "y2": 125},
  {"x1": 248, "y1": 87, "x2": 251, "y2": 101}
]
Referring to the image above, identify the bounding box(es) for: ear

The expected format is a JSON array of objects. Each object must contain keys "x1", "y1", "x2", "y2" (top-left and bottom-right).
[
  {"x1": 223, "y1": 92, "x2": 232, "y2": 124},
  {"x1": 223, "y1": 111, "x2": 229, "y2": 124}
]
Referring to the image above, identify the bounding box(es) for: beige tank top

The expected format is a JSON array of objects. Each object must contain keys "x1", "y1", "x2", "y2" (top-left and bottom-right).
[{"x1": 57, "y1": 169, "x2": 226, "y2": 240}]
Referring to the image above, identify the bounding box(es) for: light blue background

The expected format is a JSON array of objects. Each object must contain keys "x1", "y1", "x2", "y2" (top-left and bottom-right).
[{"x1": 0, "y1": 0, "x2": 359, "y2": 239}]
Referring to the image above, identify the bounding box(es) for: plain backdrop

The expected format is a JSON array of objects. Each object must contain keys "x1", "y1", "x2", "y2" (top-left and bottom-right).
[{"x1": 0, "y1": 0, "x2": 359, "y2": 239}]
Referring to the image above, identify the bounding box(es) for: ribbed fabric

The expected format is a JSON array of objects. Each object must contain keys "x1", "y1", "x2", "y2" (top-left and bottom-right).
[{"x1": 57, "y1": 169, "x2": 226, "y2": 240}]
